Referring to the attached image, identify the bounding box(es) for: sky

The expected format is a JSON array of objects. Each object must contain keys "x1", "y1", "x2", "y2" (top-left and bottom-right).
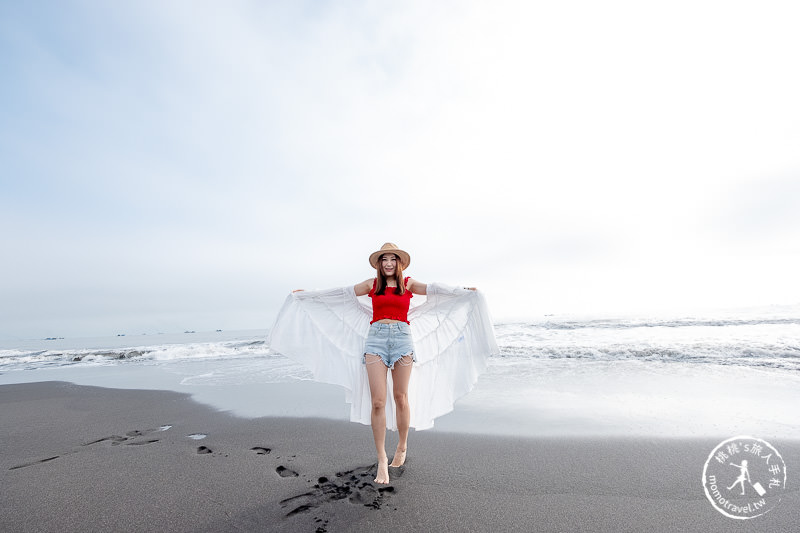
[{"x1": 1, "y1": 0, "x2": 799, "y2": 340}]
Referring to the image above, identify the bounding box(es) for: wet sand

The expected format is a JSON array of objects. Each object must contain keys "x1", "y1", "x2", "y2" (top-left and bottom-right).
[{"x1": 1, "y1": 381, "x2": 798, "y2": 532}]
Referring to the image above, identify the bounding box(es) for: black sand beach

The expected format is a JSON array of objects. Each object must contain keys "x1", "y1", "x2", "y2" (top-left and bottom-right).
[{"x1": 2, "y1": 382, "x2": 797, "y2": 532}]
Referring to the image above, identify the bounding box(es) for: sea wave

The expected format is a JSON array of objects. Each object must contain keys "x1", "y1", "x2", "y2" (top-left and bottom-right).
[
  {"x1": 2, "y1": 316, "x2": 798, "y2": 373},
  {"x1": 0, "y1": 339, "x2": 270, "y2": 372},
  {"x1": 497, "y1": 317, "x2": 800, "y2": 330},
  {"x1": 495, "y1": 343, "x2": 800, "y2": 371}
]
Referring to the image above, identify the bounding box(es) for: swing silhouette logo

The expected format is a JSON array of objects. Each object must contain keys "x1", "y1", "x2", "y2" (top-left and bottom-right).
[{"x1": 702, "y1": 436, "x2": 787, "y2": 519}]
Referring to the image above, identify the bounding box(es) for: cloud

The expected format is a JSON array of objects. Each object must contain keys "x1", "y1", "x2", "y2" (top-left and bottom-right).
[
  {"x1": 2, "y1": 1, "x2": 799, "y2": 338},
  {"x1": 717, "y1": 175, "x2": 800, "y2": 244}
]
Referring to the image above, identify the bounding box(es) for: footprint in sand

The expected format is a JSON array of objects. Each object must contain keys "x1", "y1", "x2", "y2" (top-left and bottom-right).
[
  {"x1": 84, "y1": 435, "x2": 128, "y2": 446},
  {"x1": 280, "y1": 465, "x2": 395, "y2": 517},
  {"x1": 126, "y1": 439, "x2": 160, "y2": 446},
  {"x1": 11, "y1": 425, "x2": 171, "y2": 470},
  {"x1": 276, "y1": 465, "x2": 299, "y2": 477},
  {"x1": 313, "y1": 516, "x2": 330, "y2": 533},
  {"x1": 197, "y1": 446, "x2": 213, "y2": 454},
  {"x1": 9, "y1": 456, "x2": 61, "y2": 471},
  {"x1": 84, "y1": 426, "x2": 169, "y2": 447},
  {"x1": 251, "y1": 447, "x2": 271, "y2": 455}
]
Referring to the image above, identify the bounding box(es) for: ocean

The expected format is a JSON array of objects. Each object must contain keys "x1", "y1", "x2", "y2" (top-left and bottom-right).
[{"x1": 2, "y1": 311, "x2": 799, "y2": 439}]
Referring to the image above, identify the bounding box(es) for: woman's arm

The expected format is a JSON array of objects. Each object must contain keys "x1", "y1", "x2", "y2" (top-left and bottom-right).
[
  {"x1": 294, "y1": 279, "x2": 375, "y2": 295},
  {"x1": 407, "y1": 277, "x2": 427, "y2": 295},
  {"x1": 354, "y1": 278, "x2": 374, "y2": 296},
  {"x1": 406, "y1": 278, "x2": 476, "y2": 294}
]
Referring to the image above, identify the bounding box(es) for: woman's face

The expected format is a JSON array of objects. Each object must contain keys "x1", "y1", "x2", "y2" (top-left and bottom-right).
[{"x1": 380, "y1": 254, "x2": 398, "y2": 277}]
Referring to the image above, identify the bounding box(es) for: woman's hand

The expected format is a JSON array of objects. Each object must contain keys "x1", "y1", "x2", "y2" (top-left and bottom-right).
[
  {"x1": 292, "y1": 289, "x2": 304, "y2": 293},
  {"x1": 463, "y1": 287, "x2": 477, "y2": 291}
]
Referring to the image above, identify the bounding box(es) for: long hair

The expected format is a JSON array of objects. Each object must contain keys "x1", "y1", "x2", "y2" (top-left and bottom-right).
[{"x1": 374, "y1": 254, "x2": 405, "y2": 295}]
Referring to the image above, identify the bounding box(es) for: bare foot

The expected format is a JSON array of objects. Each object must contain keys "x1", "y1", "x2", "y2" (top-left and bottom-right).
[
  {"x1": 374, "y1": 457, "x2": 390, "y2": 484},
  {"x1": 389, "y1": 447, "x2": 406, "y2": 467}
]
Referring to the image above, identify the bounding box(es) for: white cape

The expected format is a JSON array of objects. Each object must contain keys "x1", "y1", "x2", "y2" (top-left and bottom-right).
[{"x1": 268, "y1": 283, "x2": 498, "y2": 430}]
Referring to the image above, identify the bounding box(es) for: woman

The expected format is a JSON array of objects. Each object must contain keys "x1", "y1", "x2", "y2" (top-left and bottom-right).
[
  {"x1": 353, "y1": 244, "x2": 435, "y2": 483},
  {"x1": 269, "y1": 242, "x2": 497, "y2": 485}
]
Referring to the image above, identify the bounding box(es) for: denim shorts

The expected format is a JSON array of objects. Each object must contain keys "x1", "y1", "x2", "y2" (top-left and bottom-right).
[{"x1": 363, "y1": 322, "x2": 416, "y2": 369}]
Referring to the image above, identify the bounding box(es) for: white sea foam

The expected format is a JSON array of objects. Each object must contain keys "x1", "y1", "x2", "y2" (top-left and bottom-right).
[
  {"x1": 0, "y1": 331, "x2": 271, "y2": 372},
  {"x1": 2, "y1": 317, "x2": 798, "y2": 373}
]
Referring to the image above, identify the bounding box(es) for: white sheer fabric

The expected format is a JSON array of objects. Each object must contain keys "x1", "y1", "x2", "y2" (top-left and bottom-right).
[{"x1": 268, "y1": 283, "x2": 498, "y2": 430}]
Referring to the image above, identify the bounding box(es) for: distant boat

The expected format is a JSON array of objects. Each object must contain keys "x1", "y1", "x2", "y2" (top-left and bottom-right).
[
  {"x1": 184, "y1": 330, "x2": 196, "y2": 334},
  {"x1": 216, "y1": 329, "x2": 223, "y2": 332}
]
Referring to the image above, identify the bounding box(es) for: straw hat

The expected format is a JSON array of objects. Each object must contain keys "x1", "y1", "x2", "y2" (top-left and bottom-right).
[{"x1": 369, "y1": 242, "x2": 411, "y2": 269}]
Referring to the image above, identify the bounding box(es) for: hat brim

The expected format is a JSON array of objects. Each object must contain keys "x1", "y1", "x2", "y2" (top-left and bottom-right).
[{"x1": 369, "y1": 248, "x2": 410, "y2": 269}]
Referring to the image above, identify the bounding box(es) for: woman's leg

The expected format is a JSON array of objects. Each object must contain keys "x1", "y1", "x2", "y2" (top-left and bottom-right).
[
  {"x1": 365, "y1": 354, "x2": 390, "y2": 483},
  {"x1": 389, "y1": 354, "x2": 413, "y2": 467}
]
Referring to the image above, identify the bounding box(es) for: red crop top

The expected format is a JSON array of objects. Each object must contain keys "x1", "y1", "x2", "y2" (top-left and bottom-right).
[{"x1": 369, "y1": 277, "x2": 413, "y2": 324}]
